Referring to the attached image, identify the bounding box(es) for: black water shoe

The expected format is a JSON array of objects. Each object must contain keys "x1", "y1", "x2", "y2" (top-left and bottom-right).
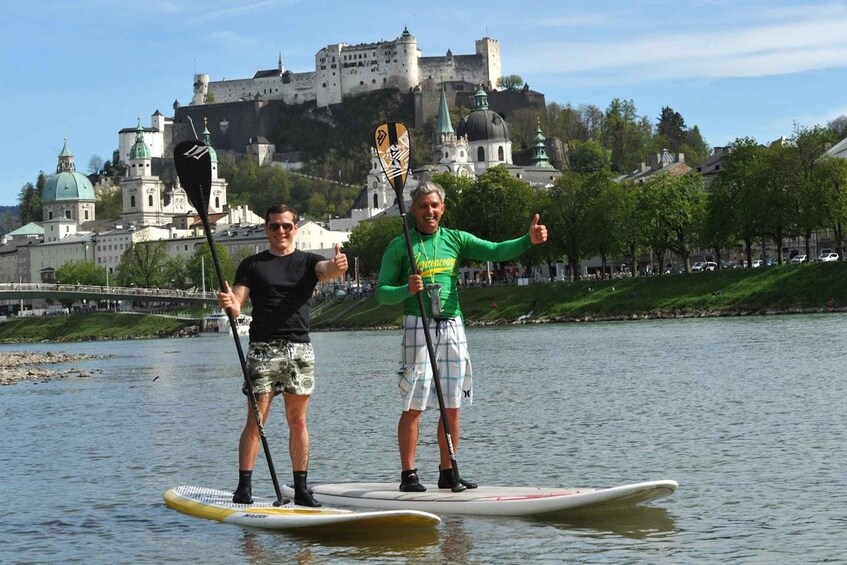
[
  {"x1": 232, "y1": 487, "x2": 253, "y2": 504},
  {"x1": 293, "y1": 470, "x2": 322, "y2": 507},
  {"x1": 400, "y1": 469, "x2": 427, "y2": 492},
  {"x1": 438, "y1": 467, "x2": 478, "y2": 489}
]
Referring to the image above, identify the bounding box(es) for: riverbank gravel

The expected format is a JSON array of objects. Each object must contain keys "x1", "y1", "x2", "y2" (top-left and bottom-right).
[{"x1": 1, "y1": 351, "x2": 109, "y2": 386}]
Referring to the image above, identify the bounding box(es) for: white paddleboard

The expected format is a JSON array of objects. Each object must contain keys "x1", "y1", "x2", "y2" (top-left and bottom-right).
[
  {"x1": 163, "y1": 485, "x2": 441, "y2": 529},
  {"x1": 281, "y1": 480, "x2": 677, "y2": 517}
]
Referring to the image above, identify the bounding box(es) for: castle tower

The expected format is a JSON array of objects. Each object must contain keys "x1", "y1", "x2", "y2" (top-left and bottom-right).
[
  {"x1": 396, "y1": 26, "x2": 419, "y2": 90},
  {"x1": 475, "y1": 38, "x2": 501, "y2": 91},
  {"x1": 192, "y1": 74, "x2": 209, "y2": 105}
]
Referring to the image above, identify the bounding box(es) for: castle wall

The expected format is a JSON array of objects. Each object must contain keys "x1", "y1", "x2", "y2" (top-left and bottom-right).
[
  {"x1": 204, "y1": 72, "x2": 316, "y2": 105},
  {"x1": 174, "y1": 100, "x2": 279, "y2": 153},
  {"x1": 193, "y1": 31, "x2": 497, "y2": 110}
]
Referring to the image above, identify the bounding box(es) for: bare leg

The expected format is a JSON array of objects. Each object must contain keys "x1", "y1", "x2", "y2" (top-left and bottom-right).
[
  {"x1": 239, "y1": 393, "x2": 274, "y2": 470},
  {"x1": 399, "y1": 409, "x2": 422, "y2": 471},
  {"x1": 437, "y1": 408, "x2": 460, "y2": 469},
  {"x1": 283, "y1": 392, "x2": 311, "y2": 471}
]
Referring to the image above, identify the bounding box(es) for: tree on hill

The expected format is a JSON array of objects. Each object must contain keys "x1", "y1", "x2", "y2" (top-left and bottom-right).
[{"x1": 497, "y1": 75, "x2": 524, "y2": 91}]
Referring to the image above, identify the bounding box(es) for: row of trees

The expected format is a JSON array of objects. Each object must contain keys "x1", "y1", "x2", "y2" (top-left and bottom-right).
[
  {"x1": 56, "y1": 241, "x2": 239, "y2": 292},
  {"x1": 344, "y1": 124, "x2": 847, "y2": 281}
]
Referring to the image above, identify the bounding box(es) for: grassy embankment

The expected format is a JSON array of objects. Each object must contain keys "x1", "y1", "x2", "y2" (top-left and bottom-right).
[
  {"x1": 1, "y1": 263, "x2": 843, "y2": 342},
  {"x1": 311, "y1": 262, "x2": 847, "y2": 329},
  {"x1": 0, "y1": 312, "x2": 196, "y2": 343}
]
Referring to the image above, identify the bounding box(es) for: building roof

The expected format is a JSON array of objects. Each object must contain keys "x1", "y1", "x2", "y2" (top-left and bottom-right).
[
  {"x1": 824, "y1": 135, "x2": 847, "y2": 159},
  {"x1": 456, "y1": 89, "x2": 509, "y2": 142},
  {"x1": 6, "y1": 222, "x2": 44, "y2": 237},
  {"x1": 42, "y1": 137, "x2": 96, "y2": 202}
]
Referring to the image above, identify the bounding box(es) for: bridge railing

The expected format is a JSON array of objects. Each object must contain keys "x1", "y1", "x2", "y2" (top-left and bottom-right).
[{"x1": 0, "y1": 282, "x2": 217, "y2": 302}]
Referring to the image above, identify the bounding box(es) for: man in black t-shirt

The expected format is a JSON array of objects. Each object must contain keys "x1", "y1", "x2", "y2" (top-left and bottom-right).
[{"x1": 218, "y1": 203, "x2": 347, "y2": 507}]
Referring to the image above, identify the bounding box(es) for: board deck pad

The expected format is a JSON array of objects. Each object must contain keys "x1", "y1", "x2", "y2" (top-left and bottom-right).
[
  {"x1": 164, "y1": 486, "x2": 440, "y2": 530},
  {"x1": 281, "y1": 480, "x2": 677, "y2": 516}
]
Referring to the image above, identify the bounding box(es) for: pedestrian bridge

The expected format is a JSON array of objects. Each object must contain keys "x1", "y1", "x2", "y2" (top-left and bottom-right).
[{"x1": 0, "y1": 282, "x2": 217, "y2": 305}]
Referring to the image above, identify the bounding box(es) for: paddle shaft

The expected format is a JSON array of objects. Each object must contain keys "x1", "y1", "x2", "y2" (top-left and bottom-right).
[
  {"x1": 378, "y1": 122, "x2": 464, "y2": 491},
  {"x1": 195, "y1": 194, "x2": 286, "y2": 506}
]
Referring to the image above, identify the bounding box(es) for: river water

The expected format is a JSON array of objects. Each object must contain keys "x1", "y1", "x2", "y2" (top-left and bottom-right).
[{"x1": 2, "y1": 315, "x2": 845, "y2": 563}]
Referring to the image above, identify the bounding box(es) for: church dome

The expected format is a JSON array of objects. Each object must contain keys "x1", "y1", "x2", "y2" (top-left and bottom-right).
[
  {"x1": 456, "y1": 88, "x2": 509, "y2": 142},
  {"x1": 129, "y1": 118, "x2": 151, "y2": 160},
  {"x1": 42, "y1": 138, "x2": 96, "y2": 202}
]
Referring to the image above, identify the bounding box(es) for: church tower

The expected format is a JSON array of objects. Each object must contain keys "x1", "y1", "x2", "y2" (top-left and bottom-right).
[
  {"x1": 201, "y1": 119, "x2": 228, "y2": 213},
  {"x1": 122, "y1": 117, "x2": 167, "y2": 225},
  {"x1": 531, "y1": 121, "x2": 553, "y2": 168},
  {"x1": 432, "y1": 83, "x2": 473, "y2": 178}
]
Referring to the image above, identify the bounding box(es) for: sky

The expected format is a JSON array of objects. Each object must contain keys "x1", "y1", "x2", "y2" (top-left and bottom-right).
[{"x1": 2, "y1": 0, "x2": 847, "y2": 207}]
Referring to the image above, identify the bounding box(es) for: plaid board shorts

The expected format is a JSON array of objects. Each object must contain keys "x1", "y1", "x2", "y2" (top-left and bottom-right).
[
  {"x1": 398, "y1": 315, "x2": 473, "y2": 411},
  {"x1": 244, "y1": 340, "x2": 315, "y2": 396}
]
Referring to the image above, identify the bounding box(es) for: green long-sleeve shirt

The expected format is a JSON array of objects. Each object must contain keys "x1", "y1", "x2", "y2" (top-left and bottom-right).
[{"x1": 376, "y1": 227, "x2": 532, "y2": 319}]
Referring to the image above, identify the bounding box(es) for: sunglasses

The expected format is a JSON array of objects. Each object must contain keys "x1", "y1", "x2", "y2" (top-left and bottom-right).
[{"x1": 267, "y1": 222, "x2": 295, "y2": 232}]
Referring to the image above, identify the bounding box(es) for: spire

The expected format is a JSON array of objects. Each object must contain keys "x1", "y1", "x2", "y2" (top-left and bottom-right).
[
  {"x1": 473, "y1": 87, "x2": 489, "y2": 111},
  {"x1": 278, "y1": 50, "x2": 285, "y2": 74},
  {"x1": 201, "y1": 117, "x2": 218, "y2": 163},
  {"x1": 531, "y1": 119, "x2": 552, "y2": 168},
  {"x1": 57, "y1": 135, "x2": 76, "y2": 173},
  {"x1": 434, "y1": 82, "x2": 454, "y2": 146},
  {"x1": 129, "y1": 116, "x2": 151, "y2": 161}
]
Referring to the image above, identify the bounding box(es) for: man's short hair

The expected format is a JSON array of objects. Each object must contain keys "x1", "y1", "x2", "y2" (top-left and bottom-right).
[
  {"x1": 265, "y1": 203, "x2": 299, "y2": 224},
  {"x1": 411, "y1": 181, "x2": 445, "y2": 205}
]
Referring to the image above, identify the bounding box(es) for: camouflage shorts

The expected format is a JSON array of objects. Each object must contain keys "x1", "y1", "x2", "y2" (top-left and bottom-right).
[{"x1": 244, "y1": 341, "x2": 316, "y2": 396}]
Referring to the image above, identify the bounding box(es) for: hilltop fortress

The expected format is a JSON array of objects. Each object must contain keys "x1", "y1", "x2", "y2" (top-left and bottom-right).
[{"x1": 191, "y1": 27, "x2": 501, "y2": 108}]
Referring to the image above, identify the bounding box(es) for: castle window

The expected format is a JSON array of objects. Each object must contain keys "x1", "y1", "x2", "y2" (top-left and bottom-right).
[
  {"x1": 360, "y1": 81, "x2": 364, "y2": 85},
  {"x1": 373, "y1": 194, "x2": 378, "y2": 209},
  {"x1": 498, "y1": 146, "x2": 505, "y2": 161},
  {"x1": 65, "y1": 210, "x2": 71, "y2": 219},
  {"x1": 215, "y1": 196, "x2": 220, "y2": 208},
  {"x1": 445, "y1": 152, "x2": 448, "y2": 159},
  {"x1": 478, "y1": 147, "x2": 485, "y2": 161},
  {"x1": 148, "y1": 195, "x2": 154, "y2": 207},
  {"x1": 130, "y1": 195, "x2": 136, "y2": 208},
  {"x1": 84, "y1": 210, "x2": 89, "y2": 220}
]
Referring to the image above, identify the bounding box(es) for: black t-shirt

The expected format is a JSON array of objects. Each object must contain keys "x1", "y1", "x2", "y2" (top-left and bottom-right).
[{"x1": 234, "y1": 249, "x2": 323, "y2": 343}]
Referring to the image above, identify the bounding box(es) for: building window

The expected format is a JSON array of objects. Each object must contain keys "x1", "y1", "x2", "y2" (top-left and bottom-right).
[
  {"x1": 478, "y1": 147, "x2": 485, "y2": 161},
  {"x1": 373, "y1": 193, "x2": 378, "y2": 209},
  {"x1": 148, "y1": 195, "x2": 154, "y2": 207},
  {"x1": 215, "y1": 196, "x2": 220, "y2": 208},
  {"x1": 498, "y1": 146, "x2": 504, "y2": 161},
  {"x1": 84, "y1": 210, "x2": 89, "y2": 220},
  {"x1": 65, "y1": 210, "x2": 71, "y2": 219},
  {"x1": 131, "y1": 195, "x2": 136, "y2": 207}
]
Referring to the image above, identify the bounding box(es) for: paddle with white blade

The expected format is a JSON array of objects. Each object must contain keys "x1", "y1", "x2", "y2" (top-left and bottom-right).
[
  {"x1": 173, "y1": 139, "x2": 288, "y2": 506},
  {"x1": 373, "y1": 122, "x2": 466, "y2": 492}
]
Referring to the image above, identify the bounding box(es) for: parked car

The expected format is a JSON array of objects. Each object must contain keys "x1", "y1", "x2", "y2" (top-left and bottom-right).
[
  {"x1": 691, "y1": 261, "x2": 704, "y2": 272},
  {"x1": 816, "y1": 252, "x2": 839, "y2": 262},
  {"x1": 751, "y1": 259, "x2": 764, "y2": 268},
  {"x1": 790, "y1": 254, "x2": 807, "y2": 264},
  {"x1": 702, "y1": 261, "x2": 718, "y2": 271}
]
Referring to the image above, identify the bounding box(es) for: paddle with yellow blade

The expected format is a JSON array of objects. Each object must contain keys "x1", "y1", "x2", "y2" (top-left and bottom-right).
[{"x1": 373, "y1": 122, "x2": 466, "y2": 492}]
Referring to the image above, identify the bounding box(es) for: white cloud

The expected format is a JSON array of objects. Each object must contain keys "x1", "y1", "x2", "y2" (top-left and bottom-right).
[{"x1": 511, "y1": 14, "x2": 847, "y2": 82}]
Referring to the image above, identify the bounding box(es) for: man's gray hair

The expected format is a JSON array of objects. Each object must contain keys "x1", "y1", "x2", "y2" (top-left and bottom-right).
[{"x1": 411, "y1": 181, "x2": 445, "y2": 204}]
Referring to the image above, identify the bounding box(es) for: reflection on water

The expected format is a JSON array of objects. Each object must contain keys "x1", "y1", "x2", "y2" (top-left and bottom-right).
[{"x1": 531, "y1": 505, "x2": 678, "y2": 540}]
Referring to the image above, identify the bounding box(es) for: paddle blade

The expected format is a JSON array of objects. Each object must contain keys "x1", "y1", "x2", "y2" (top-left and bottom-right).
[
  {"x1": 373, "y1": 122, "x2": 411, "y2": 195},
  {"x1": 174, "y1": 139, "x2": 213, "y2": 213}
]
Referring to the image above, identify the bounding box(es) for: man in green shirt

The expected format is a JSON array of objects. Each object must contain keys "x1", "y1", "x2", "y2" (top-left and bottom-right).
[{"x1": 376, "y1": 181, "x2": 548, "y2": 492}]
